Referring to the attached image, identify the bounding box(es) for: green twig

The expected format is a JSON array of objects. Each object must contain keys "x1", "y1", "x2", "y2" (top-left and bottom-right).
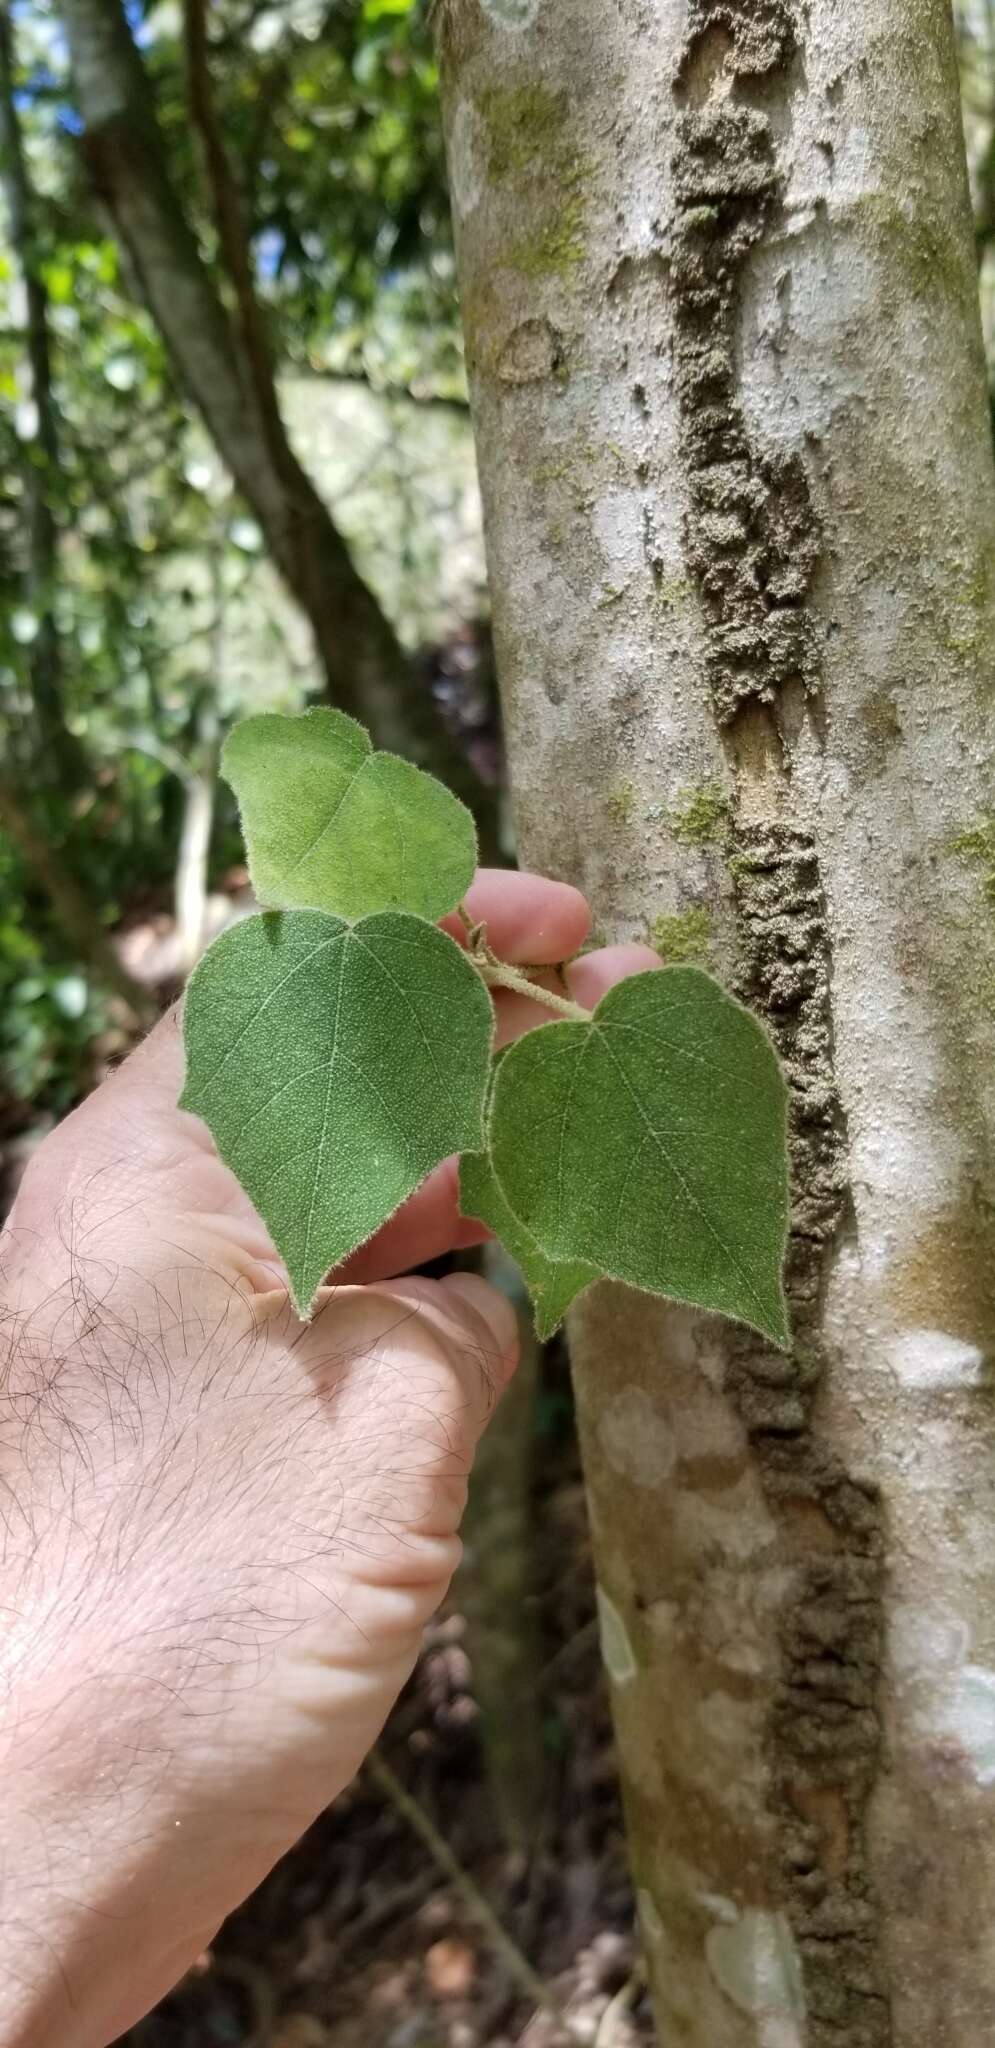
[
  {"x1": 474, "y1": 955, "x2": 590, "y2": 1020},
  {"x1": 456, "y1": 902, "x2": 590, "y2": 1023},
  {"x1": 593, "y1": 1963, "x2": 645, "y2": 2047}
]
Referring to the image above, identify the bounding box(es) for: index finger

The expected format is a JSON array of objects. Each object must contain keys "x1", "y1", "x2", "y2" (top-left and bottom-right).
[{"x1": 441, "y1": 868, "x2": 590, "y2": 965}]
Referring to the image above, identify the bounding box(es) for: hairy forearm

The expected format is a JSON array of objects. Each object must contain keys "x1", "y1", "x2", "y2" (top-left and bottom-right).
[
  {"x1": 0, "y1": 1323, "x2": 237, "y2": 2048},
  {"x1": 0, "y1": 1597, "x2": 291, "y2": 2048},
  {"x1": 0, "y1": 1084, "x2": 514, "y2": 2048}
]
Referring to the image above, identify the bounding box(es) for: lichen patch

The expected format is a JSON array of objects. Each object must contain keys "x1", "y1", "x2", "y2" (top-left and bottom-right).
[
  {"x1": 447, "y1": 97, "x2": 487, "y2": 217},
  {"x1": 705, "y1": 1906, "x2": 807, "y2": 2026},
  {"x1": 599, "y1": 1385, "x2": 677, "y2": 1487},
  {"x1": 884, "y1": 1327, "x2": 987, "y2": 1390},
  {"x1": 479, "y1": 0, "x2": 538, "y2": 28},
  {"x1": 596, "y1": 1583, "x2": 638, "y2": 1687},
  {"x1": 938, "y1": 1664, "x2": 995, "y2": 1786}
]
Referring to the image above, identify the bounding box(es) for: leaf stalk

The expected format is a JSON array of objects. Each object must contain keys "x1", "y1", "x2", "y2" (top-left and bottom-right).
[{"x1": 456, "y1": 902, "x2": 590, "y2": 1021}]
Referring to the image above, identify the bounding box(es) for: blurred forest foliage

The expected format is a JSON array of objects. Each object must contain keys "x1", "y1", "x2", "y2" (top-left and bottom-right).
[
  {"x1": 0, "y1": 0, "x2": 494, "y2": 1143},
  {"x1": 0, "y1": 0, "x2": 992, "y2": 1135}
]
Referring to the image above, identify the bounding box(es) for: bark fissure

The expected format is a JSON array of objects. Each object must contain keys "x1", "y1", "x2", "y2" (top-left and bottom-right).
[{"x1": 672, "y1": 8, "x2": 889, "y2": 2039}]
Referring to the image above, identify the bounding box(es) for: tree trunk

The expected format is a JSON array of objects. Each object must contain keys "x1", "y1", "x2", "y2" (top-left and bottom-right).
[
  {"x1": 458, "y1": 1242, "x2": 546, "y2": 1853},
  {"x1": 59, "y1": 0, "x2": 484, "y2": 812},
  {"x1": 0, "y1": 772, "x2": 155, "y2": 1026},
  {"x1": 0, "y1": 2, "x2": 86, "y2": 792},
  {"x1": 437, "y1": 4, "x2": 995, "y2": 2043}
]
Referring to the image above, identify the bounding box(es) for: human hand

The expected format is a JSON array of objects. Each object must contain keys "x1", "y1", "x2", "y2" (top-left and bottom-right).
[{"x1": 0, "y1": 869, "x2": 657, "y2": 2048}]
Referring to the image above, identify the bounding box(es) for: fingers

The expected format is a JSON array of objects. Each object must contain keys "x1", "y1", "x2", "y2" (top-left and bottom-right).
[
  {"x1": 566, "y1": 942, "x2": 661, "y2": 1005},
  {"x1": 441, "y1": 867, "x2": 590, "y2": 963},
  {"x1": 335, "y1": 944, "x2": 662, "y2": 1279},
  {"x1": 285, "y1": 1272, "x2": 520, "y2": 1457},
  {"x1": 333, "y1": 1157, "x2": 490, "y2": 1285},
  {"x1": 85, "y1": 869, "x2": 590, "y2": 1136},
  {"x1": 383, "y1": 1270, "x2": 520, "y2": 1391},
  {"x1": 493, "y1": 941, "x2": 661, "y2": 1048}
]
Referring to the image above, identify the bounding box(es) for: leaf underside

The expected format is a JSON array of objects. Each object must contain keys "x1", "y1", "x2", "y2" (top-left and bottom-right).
[
  {"x1": 222, "y1": 707, "x2": 477, "y2": 923},
  {"x1": 459, "y1": 1148, "x2": 598, "y2": 1341},
  {"x1": 486, "y1": 967, "x2": 790, "y2": 1346},
  {"x1": 181, "y1": 908, "x2": 493, "y2": 1313}
]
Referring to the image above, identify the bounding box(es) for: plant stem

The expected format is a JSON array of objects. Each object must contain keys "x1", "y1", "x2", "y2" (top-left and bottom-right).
[
  {"x1": 474, "y1": 956, "x2": 590, "y2": 1020},
  {"x1": 455, "y1": 902, "x2": 590, "y2": 1021},
  {"x1": 592, "y1": 1965, "x2": 645, "y2": 2047},
  {"x1": 367, "y1": 1749, "x2": 578, "y2": 2038}
]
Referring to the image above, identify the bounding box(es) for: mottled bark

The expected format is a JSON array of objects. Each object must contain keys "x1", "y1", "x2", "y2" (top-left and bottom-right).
[
  {"x1": 437, "y1": 3, "x2": 995, "y2": 2043},
  {"x1": 59, "y1": 0, "x2": 483, "y2": 810},
  {"x1": 459, "y1": 1244, "x2": 546, "y2": 1851}
]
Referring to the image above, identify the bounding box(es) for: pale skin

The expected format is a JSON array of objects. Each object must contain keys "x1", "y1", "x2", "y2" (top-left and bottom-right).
[{"x1": 0, "y1": 868, "x2": 658, "y2": 2048}]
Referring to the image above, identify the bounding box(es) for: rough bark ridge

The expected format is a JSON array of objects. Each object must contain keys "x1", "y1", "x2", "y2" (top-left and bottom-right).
[
  {"x1": 674, "y1": 12, "x2": 886, "y2": 2036},
  {"x1": 674, "y1": 4, "x2": 822, "y2": 724},
  {"x1": 438, "y1": 0, "x2": 995, "y2": 2041}
]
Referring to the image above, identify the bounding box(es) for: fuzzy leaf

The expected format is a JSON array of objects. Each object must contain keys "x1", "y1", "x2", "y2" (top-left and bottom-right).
[
  {"x1": 488, "y1": 968, "x2": 790, "y2": 1345},
  {"x1": 181, "y1": 908, "x2": 492, "y2": 1312},
  {"x1": 459, "y1": 1148, "x2": 598, "y2": 1341},
  {"x1": 222, "y1": 708, "x2": 477, "y2": 922}
]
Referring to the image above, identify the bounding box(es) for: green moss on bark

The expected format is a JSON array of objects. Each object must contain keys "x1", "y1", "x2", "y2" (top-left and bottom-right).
[
  {"x1": 477, "y1": 79, "x2": 589, "y2": 279},
  {"x1": 650, "y1": 906, "x2": 712, "y2": 962},
  {"x1": 950, "y1": 813, "x2": 995, "y2": 909},
  {"x1": 480, "y1": 82, "x2": 570, "y2": 178},
  {"x1": 606, "y1": 781, "x2": 637, "y2": 827},
  {"x1": 670, "y1": 781, "x2": 729, "y2": 846}
]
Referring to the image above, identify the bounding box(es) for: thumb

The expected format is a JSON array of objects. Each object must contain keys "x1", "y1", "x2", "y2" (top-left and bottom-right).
[
  {"x1": 360, "y1": 1269, "x2": 521, "y2": 1555},
  {"x1": 371, "y1": 1268, "x2": 521, "y2": 1423}
]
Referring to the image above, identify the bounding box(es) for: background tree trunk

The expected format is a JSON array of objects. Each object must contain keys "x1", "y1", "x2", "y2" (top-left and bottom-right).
[
  {"x1": 437, "y1": 2, "x2": 995, "y2": 2043},
  {"x1": 59, "y1": 0, "x2": 486, "y2": 814},
  {"x1": 0, "y1": 1, "x2": 86, "y2": 793},
  {"x1": 0, "y1": 771, "x2": 154, "y2": 1025}
]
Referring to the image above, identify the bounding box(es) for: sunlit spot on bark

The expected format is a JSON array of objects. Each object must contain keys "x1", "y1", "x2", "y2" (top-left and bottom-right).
[
  {"x1": 596, "y1": 1583, "x2": 637, "y2": 1686},
  {"x1": 885, "y1": 1326, "x2": 986, "y2": 1389},
  {"x1": 704, "y1": 1907, "x2": 806, "y2": 2031},
  {"x1": 939, "y1": 1664, "x2": 995, "y2": 1785}
]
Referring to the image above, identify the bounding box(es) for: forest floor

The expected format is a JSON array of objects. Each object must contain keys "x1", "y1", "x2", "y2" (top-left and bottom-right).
[{"x1": 113, "y1": 1337, "x2": 654, "y2": 2048}]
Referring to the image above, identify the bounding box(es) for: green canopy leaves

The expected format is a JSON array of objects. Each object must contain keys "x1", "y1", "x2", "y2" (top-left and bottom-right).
[
  {"x1": 484, "y1": 968, "x2": 789, "y2": 1345},
  {"x1": 223, "y1": 708, "x2": 477, "y2": 922},
  {"x1": 181, "y1": 907, "x2": 492, "y2": 1311}
]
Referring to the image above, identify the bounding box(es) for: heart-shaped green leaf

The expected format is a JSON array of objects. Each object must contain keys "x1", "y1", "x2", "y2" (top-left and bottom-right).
[
  {"x1": 460, "y1": 1147, "x2": 599, "y2": 1341},
  {"x1": 181, "y1": 908, "x2": 493, "y2": 1312},
  {"x1": 487, "y1": 967, "x2": 789, "y2": 1345},
  {"x1": 222, "y1": 708, "x2": 477, "y2": 922}
]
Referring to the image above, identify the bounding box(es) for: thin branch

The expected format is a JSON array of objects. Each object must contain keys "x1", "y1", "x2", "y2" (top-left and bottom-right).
[
  {"x1": 366, "y1": 1750, "x2": 578, "y2": 2041},
  {"x1": 300, "y1": 364, "x2": 471, "y2": 416},
  {"x1": 456, "y1": 908, "x2": 590, "y2": 1021},
  {"x1": 474, "y1": 957, "x2": 590, "y2": 1021},
  {"x1": 183, "y1": 0, "x2": 284, "y2": 464},
  {"x1": 592, "y1": 1964, "x2": 645, "y2": 2048}
]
